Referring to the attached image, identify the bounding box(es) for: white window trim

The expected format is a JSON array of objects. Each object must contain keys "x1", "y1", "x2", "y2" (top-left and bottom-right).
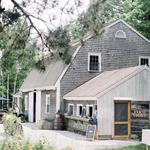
[
  {"x1": 76, "y1": 104, "x2": 83, "y2": 116},
  {"x1": 88, "y1": 52, "x2": 101, "y2": 72},
  {"x1": 45, "y1": 94, "x2": 50, "y2": 113},
  {"x1": 86, "y1": 104, "x2": 94, "y2": 116},
  {"x1": 115, "y1": 30, "x2": 127, "y2": 39},
  {"x1": 25, "y1": 95, "x2": 28, "y2": 111},
  {"x1": 139, "y1": 56, "x2": 150, "y2": 67},
  {"x1": 68, "y1": 103, "x2": 74, "y2": 115}
]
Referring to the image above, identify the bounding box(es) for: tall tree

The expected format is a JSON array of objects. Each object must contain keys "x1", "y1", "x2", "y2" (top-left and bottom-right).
[
  {"x1": 0, "y1": 19, "x2": 36, "y2": 100},
  {"x1": 122, "y1": 0, "x2": 150, "y2": 39}
]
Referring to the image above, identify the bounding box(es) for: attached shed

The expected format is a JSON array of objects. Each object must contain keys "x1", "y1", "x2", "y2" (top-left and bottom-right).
[{"x1": 64, "y1": 66, "x2": 150, "y2": 139}]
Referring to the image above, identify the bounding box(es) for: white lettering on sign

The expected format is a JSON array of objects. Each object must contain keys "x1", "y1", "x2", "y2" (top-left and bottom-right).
[{"x1": 132, "y1": 109, "x2": 146, "y2": 118}]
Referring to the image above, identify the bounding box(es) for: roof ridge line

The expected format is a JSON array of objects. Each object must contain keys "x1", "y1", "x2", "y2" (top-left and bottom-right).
[{"x1": 96, "y1": 66, "x2": 145, "y2": 98}]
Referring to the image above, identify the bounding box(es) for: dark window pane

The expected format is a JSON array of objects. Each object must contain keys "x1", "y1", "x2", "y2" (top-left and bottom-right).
[
  {"x1": 89, "y1": 106, "x2": 93, "y2": 117},
  {"x1": 79, "y1": 106, "x2": 83, "y2": 115},
  {"x1": 0, "y1": 101, "x2": 2, "y2": 109},
  {"x1": 69, "y1": 105, "x2": 74, "y2": 115},
  {"x1": 115, "y1": 103, "x2": 128, "y2": 122},
  {"x1": 89, "y1": 55, "x2": 99, "y2": 71},
  {"x1": 141, "y1": 58, "x2": 149, "y2": 66},
  {"x1": 115, "y1": 124, "x2": 128, "y2": 136}
]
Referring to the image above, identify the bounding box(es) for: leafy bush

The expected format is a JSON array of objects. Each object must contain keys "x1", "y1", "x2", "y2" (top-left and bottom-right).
[
  {"x1": 2, "y1": 113, "x2": 23, "y2": 136},
  {"x1": 0, "y1": 139, "x2": 55, "y2": 150}
]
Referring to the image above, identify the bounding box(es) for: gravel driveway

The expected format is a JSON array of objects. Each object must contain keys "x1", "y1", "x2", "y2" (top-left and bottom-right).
[
  {"x1": 22, "y1": 123, "x2": 140, "y2": 150},
  {"x1": 0, "y1": 123, "x2": 140, "y2": 150}
]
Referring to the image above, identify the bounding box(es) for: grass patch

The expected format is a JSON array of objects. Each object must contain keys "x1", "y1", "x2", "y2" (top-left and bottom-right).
[
  {"x1": 0, "y1": 138, "x2": 55, "y2": 150},
  {"x1": 115, "y1": 144, "x2": 150, "y2": 150}
]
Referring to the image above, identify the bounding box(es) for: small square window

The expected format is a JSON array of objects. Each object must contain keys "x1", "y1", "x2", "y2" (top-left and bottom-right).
[
  {"x1": 88, "y1": 53, "x2": 101, "y2": 72},
  {"x1": 139, "y1": 57, "x2": 150, "y2": 67}
]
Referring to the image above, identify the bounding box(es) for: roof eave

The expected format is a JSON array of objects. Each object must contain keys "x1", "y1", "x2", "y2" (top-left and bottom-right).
[
  {"x1": 96, "y1": 66, "x2": 149, "y2": 99},
  {"x1": 63, "y1": 96, "x2": 97, "y2": 101},
  {"x1": 20, "y1": 86, "x2": 56, "y2": 92}
]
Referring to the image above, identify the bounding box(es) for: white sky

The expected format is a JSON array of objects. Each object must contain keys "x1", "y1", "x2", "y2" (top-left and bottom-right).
[
  {"x1": 1, "y1": 0, "x2": 90, "y2": 55},
  {"x1": 2, "y1": 0, "x2": 90, "y2": 32}
]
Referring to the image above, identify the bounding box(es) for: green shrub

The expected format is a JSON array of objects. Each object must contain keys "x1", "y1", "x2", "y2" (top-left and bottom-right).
[
  {"x1": 0, "y1": 139, "x2": 55, "y2": 150},
  {"x1": 2, "y1": 113, "x2": 23, "y2": 136}
]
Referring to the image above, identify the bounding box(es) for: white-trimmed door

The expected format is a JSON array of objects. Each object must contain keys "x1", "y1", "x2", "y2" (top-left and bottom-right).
[
  {"x1": 36, "y1": 91, "x2": 41, "y2": 122},
  {"x1": 29, "y1": 91, "x2": 34, "y2": 122}
]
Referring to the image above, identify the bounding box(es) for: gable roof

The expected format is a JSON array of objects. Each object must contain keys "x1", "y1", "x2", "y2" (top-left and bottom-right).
[
  {"x1": 107, "y1": 19, "x2": 150, "y2": 44},
  {"x1": 72, "y1": 19, "x2": 150, "y2": 47},
  {"x1": 20, "y1": 19, "x2": 150, "y2": 92},
  {"x1": 63, "y1": 66, "x2": 149, "y2": 100},
  {"x1": 20, "y1": 44, "x2": 79, "y2": 92},
  {"x1": 20, "y1": 58, "x2": 66, "y2": 92}
]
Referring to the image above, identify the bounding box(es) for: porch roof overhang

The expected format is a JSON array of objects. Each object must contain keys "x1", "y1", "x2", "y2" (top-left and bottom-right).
[
  {"x1": 64, "y1": 66, "x2": 149, "y2": 101},
  {"x1": 20, "y1": 86, "x2": 56, "y2": 92},
  {"x1": 63, "y1": 96, "x2": 97, "y2": 101}
]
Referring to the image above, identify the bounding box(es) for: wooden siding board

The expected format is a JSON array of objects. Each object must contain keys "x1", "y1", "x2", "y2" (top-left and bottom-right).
[
  {"x1": 41, "y1": 90, "x2": 56, "y2": 120},
  {"x1": 97, "y1": 70, "x2": 150, "y2": 136}
]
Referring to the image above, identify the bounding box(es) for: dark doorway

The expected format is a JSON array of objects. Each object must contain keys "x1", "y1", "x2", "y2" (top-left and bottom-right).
[{"x1": 33, "y1": 92, "x2": 36, "y2": 122}]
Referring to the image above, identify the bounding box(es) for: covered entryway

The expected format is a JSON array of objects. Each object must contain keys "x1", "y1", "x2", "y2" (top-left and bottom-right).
[
  {"x1": 114, "y1": 101, "x2": 131, "y2": 139},
  {"x1": 29, "y1": 91, "x2": 41, "y2": 122}
]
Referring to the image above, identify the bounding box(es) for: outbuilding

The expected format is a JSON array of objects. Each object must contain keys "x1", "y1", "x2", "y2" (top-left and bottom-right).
[{"x1": 64, "y1": 66, "x2": 150, "y2": 139}]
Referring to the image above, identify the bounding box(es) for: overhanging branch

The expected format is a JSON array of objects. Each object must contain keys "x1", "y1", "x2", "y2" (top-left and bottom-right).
[{"x1": 10, "y1": 0, "x2": 49, "y2": 50}]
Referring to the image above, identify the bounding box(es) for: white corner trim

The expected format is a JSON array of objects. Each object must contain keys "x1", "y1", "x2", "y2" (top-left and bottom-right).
[
  {"x1": 55, "y1": 45, "x2": 81, "y2": 111},
  {"x1": 88, "y1": 52, "x2": 101, "y2": 72},
  {"x1": 56, "y1": 80, "x2": 60, "y2": 112},
  {"x1": 36, "y1": 91, "x2": 42, "y2": 122},
  {"x1": 55, "y1": 45, "x2": 81, "y2": 87}
]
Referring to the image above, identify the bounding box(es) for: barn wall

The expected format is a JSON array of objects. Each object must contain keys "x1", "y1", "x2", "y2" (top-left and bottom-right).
[
  {"x1": 41, "y1": 90, "x2": 56, "y2": 120},
  {"x1": 60, "y1": 21, "x2": 150, "y2": 108},
  {"x1": 97, "y1": 69, "x2": 150, "y2": 138}
]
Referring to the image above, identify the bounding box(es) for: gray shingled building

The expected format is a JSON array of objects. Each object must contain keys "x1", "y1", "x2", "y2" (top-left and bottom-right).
[{"x1": 18, "y1": 19, "x2": 150, "y2": 139}]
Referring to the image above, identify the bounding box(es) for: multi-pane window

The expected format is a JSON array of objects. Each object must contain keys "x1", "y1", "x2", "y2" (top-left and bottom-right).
[
  {"x1": 68, "y1": 104, "x2": 74, "y2": 115},
  {"x1": 88, "y1": 53, "x2": 101, "y2": 72},
  {"x1": 77, "y1": 104, "x2": 83, "y2": 116},
  {"x1": 140, "y1": 57, "x2": 149, "y2": 67},
  {"x1": 46, "y1": 95, "x2": 50, "y2": 113}
]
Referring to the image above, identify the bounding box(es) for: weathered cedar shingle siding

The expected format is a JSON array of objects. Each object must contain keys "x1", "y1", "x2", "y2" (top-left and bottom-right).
[
  {"x1": 60, "y1": 21, "x2": 150, "y2": 101},
  {"x1": 41, "y1": 90, "x2": 56, "y2": 120}
]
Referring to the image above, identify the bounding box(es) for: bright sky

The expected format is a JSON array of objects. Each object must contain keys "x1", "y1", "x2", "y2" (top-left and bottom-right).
[
  {"x1": 1, "y1": 0, "x2": 90, "y2": 55},
  {"x1": 2, "y1": 0, "x2": 90, "y2": 32}
]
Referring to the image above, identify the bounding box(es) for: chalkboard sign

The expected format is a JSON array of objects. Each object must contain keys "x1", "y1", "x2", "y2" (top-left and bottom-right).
[{"x1": 86, "y1": 125, "x2": 96, "y2": 140}]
